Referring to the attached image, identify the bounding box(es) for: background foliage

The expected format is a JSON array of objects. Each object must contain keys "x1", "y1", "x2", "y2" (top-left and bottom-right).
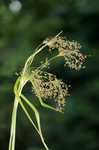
[{"x1": 0, "y1": 0, "x2": 99, "y2": 150}]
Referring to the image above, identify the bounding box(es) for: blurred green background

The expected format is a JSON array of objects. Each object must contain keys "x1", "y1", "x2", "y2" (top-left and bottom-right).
[{"x1": 0, "y1": 0, "x2": 99, "y2": 150}]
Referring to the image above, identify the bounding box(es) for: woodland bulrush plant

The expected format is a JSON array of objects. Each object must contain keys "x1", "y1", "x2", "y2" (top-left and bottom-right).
[{"x1": 9, "y1": 32, "x2": 86, "y2": 150}]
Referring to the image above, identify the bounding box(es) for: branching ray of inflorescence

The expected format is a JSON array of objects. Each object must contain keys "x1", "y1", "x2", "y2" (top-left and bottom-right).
[{"x1": 9, "y1": 32, "x2": 86, "y2": 150}]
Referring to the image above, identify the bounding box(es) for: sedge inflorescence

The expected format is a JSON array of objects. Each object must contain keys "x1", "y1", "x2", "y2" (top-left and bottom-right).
[
  {"x1": 31, "y1": 70, "x2": 68, "y2": 112},
  {"x1": 23, "y1": 32, "x2": 86, "y2": 113},
  {"x1": 43, "y1": 34, "x2": 86, "y2": 70}
]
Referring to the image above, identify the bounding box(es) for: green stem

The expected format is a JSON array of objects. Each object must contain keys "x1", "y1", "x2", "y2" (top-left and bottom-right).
[
  {"x1": 9, "y1": 78, "x2": 23, "y2": 150},
  {"x1": 22, "y1": 43, "x2": 48, "y2": 77},
  {"x1": 20, "y1": 94, "x2": 49, "y2": 150}
]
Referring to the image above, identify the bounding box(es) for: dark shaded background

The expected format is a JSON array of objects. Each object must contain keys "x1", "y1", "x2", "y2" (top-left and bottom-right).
[{"x1": 0, "y1": 0, "x2": 99, "y2": 150}]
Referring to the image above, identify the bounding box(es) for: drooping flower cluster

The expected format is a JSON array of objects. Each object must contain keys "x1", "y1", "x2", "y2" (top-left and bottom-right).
[
  {"x1": 22, "y1": 32, "x2": 86, "y2": 113},
  {"x1": 31, "y1": 70, "x2": 68, "y2": 112},
  {"x1": 43, "y1": 34, "x2": 86, "y2": 70}
]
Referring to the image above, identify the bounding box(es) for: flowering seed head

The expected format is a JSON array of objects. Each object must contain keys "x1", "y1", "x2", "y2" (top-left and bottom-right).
[
  {"x1": 21, "y1": 32, "x2": 86, "y2": 112},
  {"x1": 31, "y1": 71, "x2": 68, "y2": 112}
]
